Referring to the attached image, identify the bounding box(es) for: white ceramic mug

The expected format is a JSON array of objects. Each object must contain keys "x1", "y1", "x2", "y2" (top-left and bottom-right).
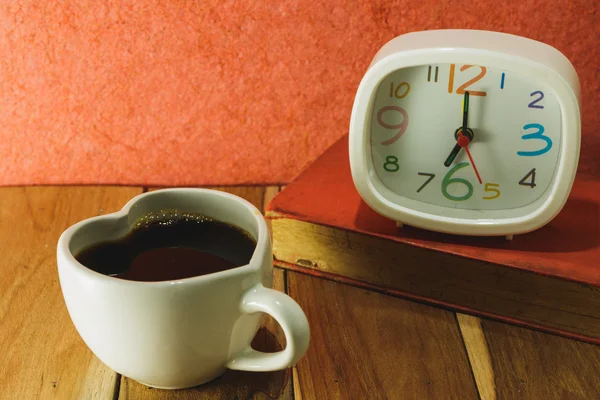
[{"x1": 57, "y1": 188, "x2": 310, "y2": 389}]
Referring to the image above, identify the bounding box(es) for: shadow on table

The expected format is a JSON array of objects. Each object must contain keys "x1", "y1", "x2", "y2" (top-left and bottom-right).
[{"x1": 192, "y1": 327, "x2": 290, "y2": 398}]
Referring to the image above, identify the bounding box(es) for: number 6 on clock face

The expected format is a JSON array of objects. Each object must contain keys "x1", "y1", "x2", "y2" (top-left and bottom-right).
[{"x1": 350, "y1": 30, "x2": 581, "y2": 236}]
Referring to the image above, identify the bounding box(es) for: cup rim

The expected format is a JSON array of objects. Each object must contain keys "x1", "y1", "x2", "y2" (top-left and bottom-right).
[{"x1": 57, "y1": 188, "x2": 268, "y2": 286}]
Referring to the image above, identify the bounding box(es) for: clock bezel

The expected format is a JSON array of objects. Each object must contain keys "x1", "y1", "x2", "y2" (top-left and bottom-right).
[{"x1": 349, "y1": 30, "x2": 581, "y2": 236}]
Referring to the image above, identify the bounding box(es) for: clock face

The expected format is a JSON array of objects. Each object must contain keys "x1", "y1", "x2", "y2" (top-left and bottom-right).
[{"x1": 369, "y1": 63, "x2": 562, "y2": 212}]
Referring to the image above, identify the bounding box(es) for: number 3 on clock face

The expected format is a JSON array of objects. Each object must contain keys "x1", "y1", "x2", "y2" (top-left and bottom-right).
[{"x1": 350, "y1": 30, "x2": 581, "y2": 236}]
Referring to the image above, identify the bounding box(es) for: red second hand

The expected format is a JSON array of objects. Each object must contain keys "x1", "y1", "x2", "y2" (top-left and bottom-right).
[{"x1": 458, "y1": 132, "x2": 483, "y2": 184}]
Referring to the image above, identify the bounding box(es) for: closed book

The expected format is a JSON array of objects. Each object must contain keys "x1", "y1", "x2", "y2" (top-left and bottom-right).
[{"x1": 266, "y1": 135, "x2": 600, "y2": 344}]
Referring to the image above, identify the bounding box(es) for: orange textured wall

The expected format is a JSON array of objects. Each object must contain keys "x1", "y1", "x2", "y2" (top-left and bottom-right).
[{"x1": 0, "y1": 1, "x2": 598, "y2": 186}]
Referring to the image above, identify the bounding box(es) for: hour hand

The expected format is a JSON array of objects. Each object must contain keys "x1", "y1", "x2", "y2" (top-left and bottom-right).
[{"x1": 444, "y1": 143, "x2": 462, "y2": 167}]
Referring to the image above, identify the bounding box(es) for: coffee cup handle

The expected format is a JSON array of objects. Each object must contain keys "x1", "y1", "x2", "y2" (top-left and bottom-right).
[{"x1": 226, "y1": 284, "x2": 310, "y2": 372}]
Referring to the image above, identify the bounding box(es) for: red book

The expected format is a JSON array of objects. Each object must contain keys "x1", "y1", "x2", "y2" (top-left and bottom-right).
[{"x1": 266, "y1": 135, "x2": 600, "y2": 344}]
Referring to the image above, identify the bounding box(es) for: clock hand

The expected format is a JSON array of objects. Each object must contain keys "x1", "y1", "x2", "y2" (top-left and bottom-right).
[
  {"x1": 457, "y1": 131, "x2": 483, "y2": 184},
  {"x1": 461, "y1": 91, "x2": 470, "y2": 139},
  {"x1": 443, "y1": 91, "x2": 471, "y2": 167},
  {"x1": 443, "y1": 143, "x2": 462, "y2": 167}
]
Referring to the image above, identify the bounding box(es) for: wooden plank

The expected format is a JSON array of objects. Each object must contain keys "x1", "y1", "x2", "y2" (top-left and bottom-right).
[
  {"x1": 263, "y1": 186, "x2": 281, "y2": 212},
  {"x1": 457, "y1": 314, "x2": 497, "y2": 400},
  {"x1": 287, "y1": 271, "x2": 479, "y2": 399},
  {"x1": 0, "y1": 187, "x2": 142, "y2": 400},
  {"x1": 119, "y1": 268, "x2": 293, "y2": 399},
  {"x1": 201, "y1": 186, "x2": 267, "y2": 211},
  {"x1": 148, "y1": 186, "x2": 267, "y2": 211},
  {"x1": 475, "y1": 318, "x2": 600, "y2": 399}
]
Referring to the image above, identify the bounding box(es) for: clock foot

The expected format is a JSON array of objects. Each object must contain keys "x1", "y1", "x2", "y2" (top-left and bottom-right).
[
  {"x1": 505, "y1": 234, "x2": 514, "y2": 241},
  {"x1": 396, "y1": 222, "x2": 404, "y2": 228}
]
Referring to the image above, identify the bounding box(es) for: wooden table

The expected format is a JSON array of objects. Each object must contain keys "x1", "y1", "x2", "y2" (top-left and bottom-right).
[{"x1": 1, "y1": 186, "x2": 599, "y2": 400}]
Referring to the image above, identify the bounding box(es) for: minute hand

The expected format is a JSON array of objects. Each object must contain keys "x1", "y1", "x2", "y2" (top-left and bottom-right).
[
  {"x1": 443, "y1": 91, "x2": 471, "y2": 167},
  {"x1": 461, "y1": 91, "x2": 470, "y2": 137}
]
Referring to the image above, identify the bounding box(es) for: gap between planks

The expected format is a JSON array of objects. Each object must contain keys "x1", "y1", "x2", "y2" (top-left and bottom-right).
[{"x1": 112, "y1": 376, "x2": 121, "y2": 400}]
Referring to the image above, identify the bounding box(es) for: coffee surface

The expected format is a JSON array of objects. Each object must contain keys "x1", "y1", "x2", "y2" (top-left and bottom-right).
[{"x1": 75, "y1": 210, "x2": 256, "y2": 282}]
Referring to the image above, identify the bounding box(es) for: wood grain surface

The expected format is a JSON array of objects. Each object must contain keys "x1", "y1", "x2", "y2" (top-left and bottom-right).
[
  {"x1": 2, "y1": 185, "x2": 600, "y2": 400},
  {"x1": 479, "y1": 318, "x2": 600, "y2": 400},
  {"x1": 287, "y1": 271, "x2": 479, "y2": 400},
  {"x1": 0, "y1": 187, "x2": 141, "y2": 400}
]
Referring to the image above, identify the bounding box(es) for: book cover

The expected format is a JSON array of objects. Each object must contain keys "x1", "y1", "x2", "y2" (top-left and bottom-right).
[{"x1": 266, "y1": 135, "x2": 600, "y2": 344}]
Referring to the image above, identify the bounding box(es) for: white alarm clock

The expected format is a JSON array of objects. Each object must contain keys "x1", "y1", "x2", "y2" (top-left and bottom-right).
[{"x1": 349, "y1": 29, "x2": 581, "y2": 238}]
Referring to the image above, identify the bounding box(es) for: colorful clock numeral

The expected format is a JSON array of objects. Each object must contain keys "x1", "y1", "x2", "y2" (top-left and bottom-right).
[
  {"x1": 519, "y1": 168, "x2": 537, "y2": 188},
  {"x1": 442, "y1": 162, "x2": 474, "y2": 201},
  {"x1": 377, "y1": 106, "x2": 409, "y2": 145},
  {"x1": 416, "y1": 172, "x2": 435, "y2": 192},
  {"x1": 448, "y1": 64, "x2": 487, "y2": 96},
  {"x1": 528, "y1": 91, "x2": 544, "y2": 109},
  {"x1": 389, "y1": 81, "x2": 411, "y2": 99},
  {"x1": 383, "y1": 155, "x2": 400, "y2": 172},
  {"x1": 482, "y1": 183, "x2": 501, "y2": 200},
  {"x1": 517, "y1": 123, "x2": 552, "y2": 156},
  {"x1": 415, "y1": 169, "x2": 502, "y2": 201}
]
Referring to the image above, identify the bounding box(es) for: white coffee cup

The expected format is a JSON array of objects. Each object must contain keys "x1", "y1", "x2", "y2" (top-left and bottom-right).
[{"x1": 57, "y1": 188, "x2": 310, "y2": 389}]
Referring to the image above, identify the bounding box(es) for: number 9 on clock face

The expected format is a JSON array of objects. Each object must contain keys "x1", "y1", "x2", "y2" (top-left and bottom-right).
[{"x1": 349, "y1": 30, "x2": 581, "y2": 236}]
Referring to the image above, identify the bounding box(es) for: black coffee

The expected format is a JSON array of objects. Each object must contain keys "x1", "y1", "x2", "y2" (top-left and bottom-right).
[{"x1": 75, "y1": 210, "x2": 256, "y2": 282}]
